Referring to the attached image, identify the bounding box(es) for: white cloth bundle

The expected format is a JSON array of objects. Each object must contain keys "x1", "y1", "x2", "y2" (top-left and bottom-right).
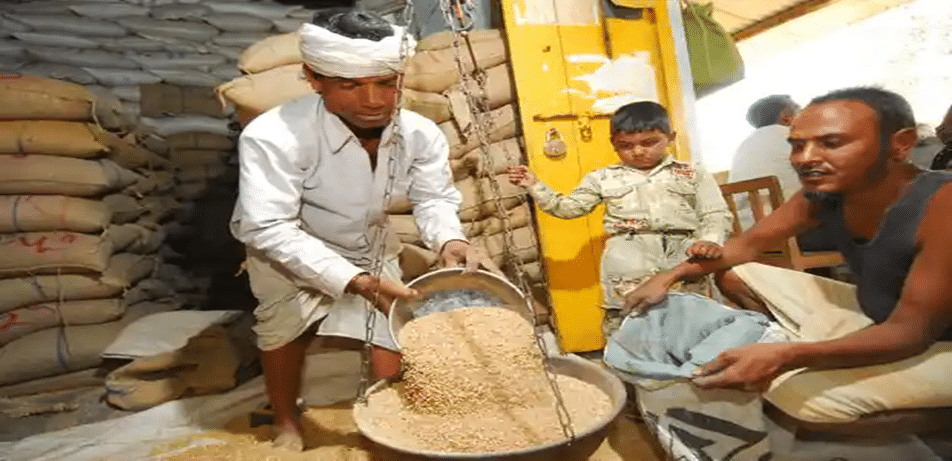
[{"x1": 298, "y1": 22, "x2": 415, "y2": 78}]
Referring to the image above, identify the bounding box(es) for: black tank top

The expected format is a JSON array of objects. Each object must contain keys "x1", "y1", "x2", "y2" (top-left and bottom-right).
[{"x1": 814, "y1": 171, "x2": 952, "y2": 340}]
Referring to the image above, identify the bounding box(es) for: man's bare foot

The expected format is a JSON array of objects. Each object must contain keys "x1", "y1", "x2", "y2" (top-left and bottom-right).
[{"x1": 272, "y1": 425, "x2": 304, "y2": 452}]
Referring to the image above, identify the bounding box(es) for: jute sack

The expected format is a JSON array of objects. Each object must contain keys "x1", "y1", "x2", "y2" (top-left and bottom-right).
[
  {"x1": 460, "y1": 202, "x2": 530, "y2": 238},
  {"x1": 389, "y1": 214, "x2": 422, "y2": 246},
  {"x1": 0, "y1": 121, "x2": 108, "y2": 157},
  {"x1": 237, "y1": 31, "x2": 301, "y2": 74},
  {"x1": 482, "y1": 226, "x2": 538, "y2": 267},
  {"x1": 0, "y1": 73, "x2": 127, "y2": 131},
  {"x1": 387, "y1": 196, "x2": 413, "y2": 214},
  {"x1": 103, "y1": 194, "x2": 145, "y2": 224},
  {"x1": 0, "y1": 231, "x2": 113, "y2": 276},
  {"x1": 0, "y1": 156, "x2": 140, "y2": 196},
  {"x1": 167, "y1": 149, "x2": 230, "y2": 168},
  {"x1": 403, "y1": 89, "x2": 451, "y2": 124},
  {"x1": 450, "y1": 137, "x2": 522, "y2": 180},
  {"x1": 479, "y1": 205, "x2": 531, "y2": 237},
  {"x1": 416, "y1": 29, "x2": 502, "y2": 52},
  {"x1": 0, "y1": 319, "x2": 128, "y2": 386},
  {"x1": 0, "y1": 298, "x2": 125, "y2": 347},
  {"x1": 216, "y1": 64, "x2": 311, "y2": 124},
  {"x1": 444, "y1": 62, "x2": 515, "y2": 113},
  {"x1": 440, "y1": 104, "x2": 519, "y2": 159},
  {"x1": 0, "y1": 253, "x2": 157, "y2": 313},
  {"x1": 104, "y1": 324, "x2": 241, "y2": 410},
  {"x1": 138, "y1": 196, "x2": 182, "y2": 224},
  {"x1": 0, "y1": 195, "x2": 111, "y2": 234},
  {"x1": 404, "y1": 36, "x2": 508, "y2": 94},
  {"x1": 122, "y1": 170, "x2": 177, "y2": 197},
  {"x1": 455, "y1": 173, "x2": 523, "y2": 222},
  {"x1": 165, "y1": 133, "x2": 235, "y2": 151},
  {"x1": 399, "y1": 243, "x2": 438, "y2": 282},
  {"x1": 105, "y1": 223, "x2": 165, "y2": 255}
]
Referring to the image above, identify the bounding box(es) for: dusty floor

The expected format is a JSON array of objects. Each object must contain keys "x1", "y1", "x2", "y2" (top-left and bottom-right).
[{"x1": 153, "y1": 404, "x2": 667, "y2": 461}]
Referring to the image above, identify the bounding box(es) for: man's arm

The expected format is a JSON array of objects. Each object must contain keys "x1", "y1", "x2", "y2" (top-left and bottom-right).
[
  {"x1": 406, "y1": 130, "x2": 467, "y2": 252},
  {"x1": 673, "y1": 190, "x2": 817, "y2": 282},
  {"x1": 232, "y1": 134, "x2": 363, "y2": 299},
  {"x1": 694, "y1": 185, "x2": 952, "y2": 388},
  {"x1": 624, "y1": 191, "x2": 818, "y2": 313}
]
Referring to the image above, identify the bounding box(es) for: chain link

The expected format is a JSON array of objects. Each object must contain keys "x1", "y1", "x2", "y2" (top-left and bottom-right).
[
  {"x1": 438, "y1": 0, "x2": 576, "y2": 440},
  {"x1": 356, "y1": 0, "x2": 416, "y2": 403}
]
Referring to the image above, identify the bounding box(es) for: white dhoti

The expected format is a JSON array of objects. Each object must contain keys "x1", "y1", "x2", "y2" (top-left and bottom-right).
[
  {"x1": 733, "y1": 262, "x2": 952, "y2": 424},
  {"x1": 245, "y1": 247, "x2": 402, "y2": 352}
]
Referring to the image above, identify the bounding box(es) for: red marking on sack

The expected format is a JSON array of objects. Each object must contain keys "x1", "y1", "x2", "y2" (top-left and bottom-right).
[
  {"x1": 0, "y1": 312, "x2": 18, "y2": 331},
  {"x1": 18, "y1": 236, "x2": 61, "y2": 254},
  {"x1": 59, "y1": 233, "x2": 76, "y2": 244}
]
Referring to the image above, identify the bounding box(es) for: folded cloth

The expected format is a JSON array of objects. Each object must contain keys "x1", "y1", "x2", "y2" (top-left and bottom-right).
[{"x1": 604, "y1": 292, "x2": 771, "y2": 382}]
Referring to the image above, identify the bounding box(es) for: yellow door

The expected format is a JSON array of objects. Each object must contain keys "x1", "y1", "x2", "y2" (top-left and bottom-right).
[{"x1": 500, "y1": 0, "x2": 698, "y2": 352}]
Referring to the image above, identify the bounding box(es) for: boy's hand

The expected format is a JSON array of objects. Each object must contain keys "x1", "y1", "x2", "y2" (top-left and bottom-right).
[
  {"x1": 506, "y1": 165, "x2": 537, "y2": 187},
  {"x1": 686, "y1": 240, "x2": 722, "y2": 260}
]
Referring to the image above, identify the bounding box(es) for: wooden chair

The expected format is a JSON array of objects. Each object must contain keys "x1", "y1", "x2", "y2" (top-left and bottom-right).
[{"x1": 719, "y1": 175, "x2": 844, "y2": 271}]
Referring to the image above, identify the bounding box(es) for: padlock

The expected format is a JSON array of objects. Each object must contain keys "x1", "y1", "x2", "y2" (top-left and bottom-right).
[{"x1": 543, "y1": 128, "x2": 567, "y2": 159}]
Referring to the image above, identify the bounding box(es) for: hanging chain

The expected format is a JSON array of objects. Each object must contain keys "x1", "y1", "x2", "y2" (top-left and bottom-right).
[
  {"x1": 356, "y1": 0, "x2": 416, "y2": 403},
  {"x1": 438, "y1": 0, "x2": 575, "y2": 440}
]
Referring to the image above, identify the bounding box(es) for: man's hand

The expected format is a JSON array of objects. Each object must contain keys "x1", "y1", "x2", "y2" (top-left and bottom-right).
[
  {"x1": 691, "y1": 342, "x2": 796, "y2": 391},
  {"x1": 686, "y1": 240, "x2": 723, "y2": 260},
  {"x1": 346, "y1": 273, "x2": 418, "y2": 315},
  {"x1": 621, "y1": 273, "x2": 673, "y2": 315},
  {"x1": 439, "y1": 240, "x2": 503, "y2": 275},
  {"x1": 506, "y1": 165, "x2": 537, "y2": 188}
]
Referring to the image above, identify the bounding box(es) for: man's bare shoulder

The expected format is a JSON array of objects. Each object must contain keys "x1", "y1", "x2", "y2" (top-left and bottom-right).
[{"x1": 918, "y1": 180, "x2": 952, "y2": 242}]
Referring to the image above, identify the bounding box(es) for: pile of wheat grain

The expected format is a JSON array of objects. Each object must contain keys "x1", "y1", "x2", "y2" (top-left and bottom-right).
[{"x1": 354, "y1": 306, "x2": 612, "y2": 453}]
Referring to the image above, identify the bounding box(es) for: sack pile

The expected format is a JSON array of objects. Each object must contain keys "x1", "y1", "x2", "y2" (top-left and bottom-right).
[
  {"x1": 218, "y1": 29, "x2": 550, "y2": 311},
  {"x1": 0, "y1": 73, "x2": 197, "y2": 388}
]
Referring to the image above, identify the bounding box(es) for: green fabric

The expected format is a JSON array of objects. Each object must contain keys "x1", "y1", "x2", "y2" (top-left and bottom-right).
[{"x1": 682, "y1": 1, "x2": 745, "y2": 89}]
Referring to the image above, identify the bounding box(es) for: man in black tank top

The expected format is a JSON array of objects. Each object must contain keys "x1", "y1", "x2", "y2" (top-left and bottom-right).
[{"x1": 622, "y1": 87, "x2": 952, "y2": 400}]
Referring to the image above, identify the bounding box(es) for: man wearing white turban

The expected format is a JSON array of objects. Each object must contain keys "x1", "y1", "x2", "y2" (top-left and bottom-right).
[{"x1": 230, "y1": 9, "x2": 491, "y2": 450}]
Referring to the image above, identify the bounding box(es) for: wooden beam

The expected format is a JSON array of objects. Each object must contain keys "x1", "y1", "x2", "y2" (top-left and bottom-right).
[{"x1": 731, "y1": 0, "x2": 836, "y2": 41}]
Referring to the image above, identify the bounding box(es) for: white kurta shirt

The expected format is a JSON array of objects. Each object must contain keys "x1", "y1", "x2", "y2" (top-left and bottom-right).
[
  {"x1": 231, "y1": 94, "x2": 465, "y2": 300},
  {"x1": 728, "y1": 124, "x2": 801, "y2": 229}
]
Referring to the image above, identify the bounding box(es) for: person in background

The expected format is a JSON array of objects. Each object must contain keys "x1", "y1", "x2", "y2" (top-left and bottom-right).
[
  {"x1": 728, "y1": 95, "x2": 836, "y2": 252},
  {"x1": 929, "y1": 103, "x2": 952, "y2": 170},
  {"x1": 230, "y1": 9, "x2": 491, "y2": 451},
  {"x1": 624, "y1": 88, "x2": 952, "y2": 419},
  {"x1": 907, "y1": 123, "x2": 942, "y2": 170},
  {"x1": 507, "y1": 101, "x2": 732, "y2": 340}
]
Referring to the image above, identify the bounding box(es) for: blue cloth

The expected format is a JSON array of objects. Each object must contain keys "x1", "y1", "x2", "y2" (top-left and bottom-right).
[{"x1": 604, "y1": 293, "x2": 770, "y2": 381}]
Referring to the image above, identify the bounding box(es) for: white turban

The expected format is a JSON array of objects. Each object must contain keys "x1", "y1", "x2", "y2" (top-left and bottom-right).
[{"x1": 299, "y1": 22, "x2": 416, "y2": 79}]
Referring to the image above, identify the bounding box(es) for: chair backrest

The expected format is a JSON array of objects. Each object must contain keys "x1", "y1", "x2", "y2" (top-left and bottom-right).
[
  {"x1": 719, "y1": 176, "x2": 793, "y2": 265},
  {"x1": 719, "y1": 175, "x2": 785, "y2": 237},
  {"x1": 719, "y1": 175, "x2": 844, "y2": 270}
]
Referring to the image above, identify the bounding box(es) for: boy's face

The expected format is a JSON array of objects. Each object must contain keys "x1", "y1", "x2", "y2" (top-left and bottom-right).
[{"x1": 612, "y1": 130, "x2": 674, "y2": 170}]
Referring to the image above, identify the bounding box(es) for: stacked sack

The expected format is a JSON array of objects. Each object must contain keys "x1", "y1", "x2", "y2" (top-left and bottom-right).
[
  {"x1": 218, "y1": 29, "x2": 551, "y2": 315},
  {"x1": 0, "y1": 0, "x2": 323, "y2": 159},
  {"x1": 137, "y1": 83, "x2": 253, "y2": 312},
  {"x1": 0, "y1": 73, "x2": 196, "y2": 388}
]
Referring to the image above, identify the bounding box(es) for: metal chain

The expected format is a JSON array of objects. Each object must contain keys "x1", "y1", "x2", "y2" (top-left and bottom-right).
[
  {"x1": 356, "y1": 0, "x2": 416, "y2": 403},
  {"x1": 438, "y1": 0, "x2": 576, "y2": 440}
]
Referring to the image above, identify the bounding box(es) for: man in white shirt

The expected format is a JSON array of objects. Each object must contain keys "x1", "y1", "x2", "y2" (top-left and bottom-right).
[
  {"x1": 230, "y1": 10, "x2": 487, "y2": 450},
  {"x1": 728, "y1": 94, "x2": 833, "y2": 251}
]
